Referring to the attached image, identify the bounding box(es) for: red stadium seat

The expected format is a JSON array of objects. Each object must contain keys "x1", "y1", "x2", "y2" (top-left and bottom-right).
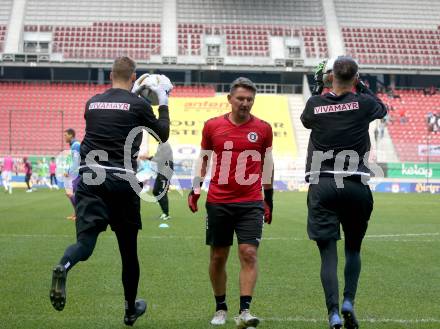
[
  {"x1": 177, "y1": 23, "x2": 328, "y2": 58},
  {"x1": 341, "y1": 26, "x2": 440, "y2": 66},
  {"x1": 379, "y1": 90, "x2": 440, "y2": 161},
  {"x1": 24, "y1": 22, "x2": 161, "y2": 60},
  {"x1": 0, "y1": 82, "x2": 216, "y2": 154}
]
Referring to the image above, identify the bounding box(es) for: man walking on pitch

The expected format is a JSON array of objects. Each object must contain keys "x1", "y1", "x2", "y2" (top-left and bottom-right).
[
  {"x1": 1, "y1": 155, "x2": 14, "y2": 194},
  {"x1": 49, "y1": 157, "x2": 59, "y2": 189},
  {"x1": 23, "y1": 157, "x2": 33, "y2": 192},
  {"x1": 188, "y1": 77, "x2": 274, "y2": 328},
  {"x1": 301, "y1": 56, "x2": 387, "y2": 329},
  {"x1": 63, "y1": 128, "x2": 81, "y2": 220},
  {"x1": 49, "y1": 56, "x2": 172, "y2": 326},
  {"x1": 37, "y1": 158, "x2": 51, "y2": 189},
  {"x1": 149, "y1": 141, "x2": 174, "y2": 220}
]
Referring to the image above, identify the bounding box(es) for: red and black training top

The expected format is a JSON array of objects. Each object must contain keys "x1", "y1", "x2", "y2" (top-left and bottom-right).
[{"x1": 201, "y1": 113, "x2": 273, "y2": 204}]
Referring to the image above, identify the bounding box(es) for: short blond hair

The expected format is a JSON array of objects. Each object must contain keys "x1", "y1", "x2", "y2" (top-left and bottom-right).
[{"x1": 112, "y1": 56, "x2": 136, "y2": 81}]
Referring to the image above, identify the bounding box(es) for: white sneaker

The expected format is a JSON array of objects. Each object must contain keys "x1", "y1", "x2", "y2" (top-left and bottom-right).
[
  {"x1": 159, "y1": 214, "x2": 171, "y2": 221},
  {"x1": 210, "y1": 310, "x2": 227, "y2": 325},
  {"x1": 234, "y1": 310, "x2": 259, "y2": 329},
  {"x1": 26, "y1": 189, "x2": 33, "y2": 193}
]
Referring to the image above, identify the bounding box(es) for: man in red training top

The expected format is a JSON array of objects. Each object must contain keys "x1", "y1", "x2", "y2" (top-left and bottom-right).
[{"x1": 188, "y1": 77, "x2": 274, "y2": 329}]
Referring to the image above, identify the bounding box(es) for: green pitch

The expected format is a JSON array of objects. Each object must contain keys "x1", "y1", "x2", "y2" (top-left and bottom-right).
[{"x1": 0, "y1": 190, "x2": 439, "y2": 329}]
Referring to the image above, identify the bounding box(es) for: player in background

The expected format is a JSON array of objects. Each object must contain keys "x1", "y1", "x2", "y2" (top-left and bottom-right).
[
  {"x1": 1, "y1": 155, "x2": 14, "y2": 194},
  {"x1": 23, "y1": 157, "x2": 33, "y2": 193},
  {"x1": 148, "y1": 141, "x2": 174, "y2": 220},
  {"x1": 37, "y1": 159, "x2": 52, "y2": 189},
  {"x1": 49, "y1": 56, "x2": 172, "y2": 326},
  {"x1": 301, "y1": 56, "x2": 387, "y2": 329},
  {"x1": 136, "y1": 156, "x2": 155, "y2": 194},
  {"x1": 63, "y1": 128, "x2": 81, "y2": 221},
  {"x1": 188, "y1": 77, "x2": 274, "y2": 328},
  {"x1": 49, "y1": 157, "x2": 59, "y2": 189}
]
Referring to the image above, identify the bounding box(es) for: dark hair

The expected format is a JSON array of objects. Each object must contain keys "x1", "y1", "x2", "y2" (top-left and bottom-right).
[
  {"x1": 112, "y1": 56, "x2": 136, "y2": 81},
  {"x1": 332, "y1": 56, "x2": 358, "y2": 83},
  {"x1": 51, "y1": 157, "x2": 55, "y2": 160},
  {"x1": 230, "y1": 77, "x2": 257, "y2": 94},
  {"x1": 64, "y1": 128, "x2": 76, "y2": 137}
]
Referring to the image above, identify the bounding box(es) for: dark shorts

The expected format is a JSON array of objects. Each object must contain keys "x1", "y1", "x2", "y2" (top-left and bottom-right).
[
  {"x1": 307, "y1": 177, "x2": 373, "y2": 242},
  {"x1": 75, "y1": 172, "x2": 141, "y2": 237},
  {"x1": 205, "y1": 201, "x2": 264, "y2": 247}
]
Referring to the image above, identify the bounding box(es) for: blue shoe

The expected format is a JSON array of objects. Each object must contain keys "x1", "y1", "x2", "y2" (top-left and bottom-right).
[
  {"x1": 341, "y1": 300, "x2": 359, "y2": 329},
  {"x1": 328, "y1": 311, "x2": 342, "y2": 329}
]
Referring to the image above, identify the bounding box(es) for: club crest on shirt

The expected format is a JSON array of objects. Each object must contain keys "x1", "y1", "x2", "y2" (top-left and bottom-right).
[{"x1": 247, "y1": 132, "x2": 258, "y2": 143}]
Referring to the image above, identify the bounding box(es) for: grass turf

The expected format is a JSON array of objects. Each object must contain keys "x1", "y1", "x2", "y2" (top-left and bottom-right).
[{"x1": 0, "y1": 189, "x2": 439, "y2": 329}]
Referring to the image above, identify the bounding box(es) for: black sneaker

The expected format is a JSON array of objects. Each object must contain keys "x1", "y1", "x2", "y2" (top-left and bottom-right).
[
  {"x1": 124, "y1": 299, "x2": 147, "y2": 326},
  {"x1": 341, "y1": 300, "x2": 359, "y2": 329},
  {"x1": 49, "y1": 264, "x2": 67, "y2": 311}
]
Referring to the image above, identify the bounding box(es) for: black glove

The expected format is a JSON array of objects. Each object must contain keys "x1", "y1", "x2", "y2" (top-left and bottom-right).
[
  {"x1": 312, "y1": 82, "x2": 324, "y2": 96},
  {"x1": 355, "y1": 79, "x2": 368, "y2": 93},
  {"x1": 263, "y1": 188, "x2": 273, "y2": 224}
]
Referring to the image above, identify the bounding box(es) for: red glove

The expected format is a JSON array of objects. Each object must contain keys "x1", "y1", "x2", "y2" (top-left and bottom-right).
[
  {"x1": 188, "y1": 189, "x2": 201, "y2": 213},
  {"x1": 264, "y1": 201, "x2": 272, "y2": 224}
]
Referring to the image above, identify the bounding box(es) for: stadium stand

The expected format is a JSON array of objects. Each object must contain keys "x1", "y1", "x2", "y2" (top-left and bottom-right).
[
  {"x1": 0, "y1": 82, "x2": 215, "y2": 155},
  {"x1": 176, "y1": 0, "x2": 328, "y2": 58},
  {"x1": 22, "y1": 0, "x2": 163, "y2": 60},
  {"x1": 176, "y1": 0, "x2": 324, "y2": 25},
  {"x1": 379, "y1": 90, "x2": 440, "y2": 162},
  {"x1": 0, "y1": 82, "x2": 106, "y2": 154},
  {"x1": 172, "y1": 85, "x2": 215, "y2": 97},
  {"x1": 0, "y1": 25, "x2": 7, "y2": 53},
  {"x1": 177, "y1": 23, "x2": 328, "y2": 58},
  {"x1": 24, "y1": 0, "x2": 162, "y2": 24},
  {"x1": 48, "y1": 22, "x2": 161, "y2": 60},
  {"x1": 0, "y1": 0, "x2": 13, "y2": 53},
  {"x1": 335, "y1": 0, "x2": 440, "y2": 66},
  {"x1": 341, "y1": 27, "x2": 440, "y2": 66},
  {"x1": 334, "y1": 0, "x2": 440, "y2": 28}
]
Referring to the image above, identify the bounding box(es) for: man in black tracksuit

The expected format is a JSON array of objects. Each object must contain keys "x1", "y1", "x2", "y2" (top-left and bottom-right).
[
  {"x1": 301, "y1": 56, "x2": 387, "y2": 329},
  {"x1": 49, "y1": 57, "x2": 172, "y2": 326}
]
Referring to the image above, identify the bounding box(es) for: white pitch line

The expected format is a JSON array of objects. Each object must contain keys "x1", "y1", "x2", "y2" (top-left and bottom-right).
[
  {"x1": 263, "y1": 316, "x2": 440, "y2": 323},
  {"x1": 0, "y1": 233, "x2": 72, "y2": 238},
  {"x1": 0, "y1": 233, "x2": 438, "y2": 242},
  {"x1": 365, "y1": 232, "x2": 440, "y2": 238}
]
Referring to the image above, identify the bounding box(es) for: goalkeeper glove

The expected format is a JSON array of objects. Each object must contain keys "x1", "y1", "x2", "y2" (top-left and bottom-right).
[
  {"x1": 312, "y1": 60, "x2": 327, "y2": 96},
  {"x1": 188, "y1": 188, "x2": 201, "y2": 213},
  {"x1": 314, "y1": 60, "x2": 326, "y2": 84},
  {"x1": 263, "y1": 188, "x2": 273, "y2": 224},
  {"x1": 131, "y1": 73, "x2": 150, "y2": 95},
  {"x1": 149, "y1": 74, "x2": 173, "y2": 106},
  {"x1": 355, "y1": 79, "x2": 368, "y2": 93}
]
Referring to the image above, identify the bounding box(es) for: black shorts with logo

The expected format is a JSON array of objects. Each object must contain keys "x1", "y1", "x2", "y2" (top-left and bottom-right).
[
  {"x1": 307, "y1": 177, "x2": 373, "y2": 242},
  {"x1": 75, "y1": 171, "x2": 141, "y2": 237},
  {"x1": 205, "y1": 201, "x2": 264, "y2": 247}
]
